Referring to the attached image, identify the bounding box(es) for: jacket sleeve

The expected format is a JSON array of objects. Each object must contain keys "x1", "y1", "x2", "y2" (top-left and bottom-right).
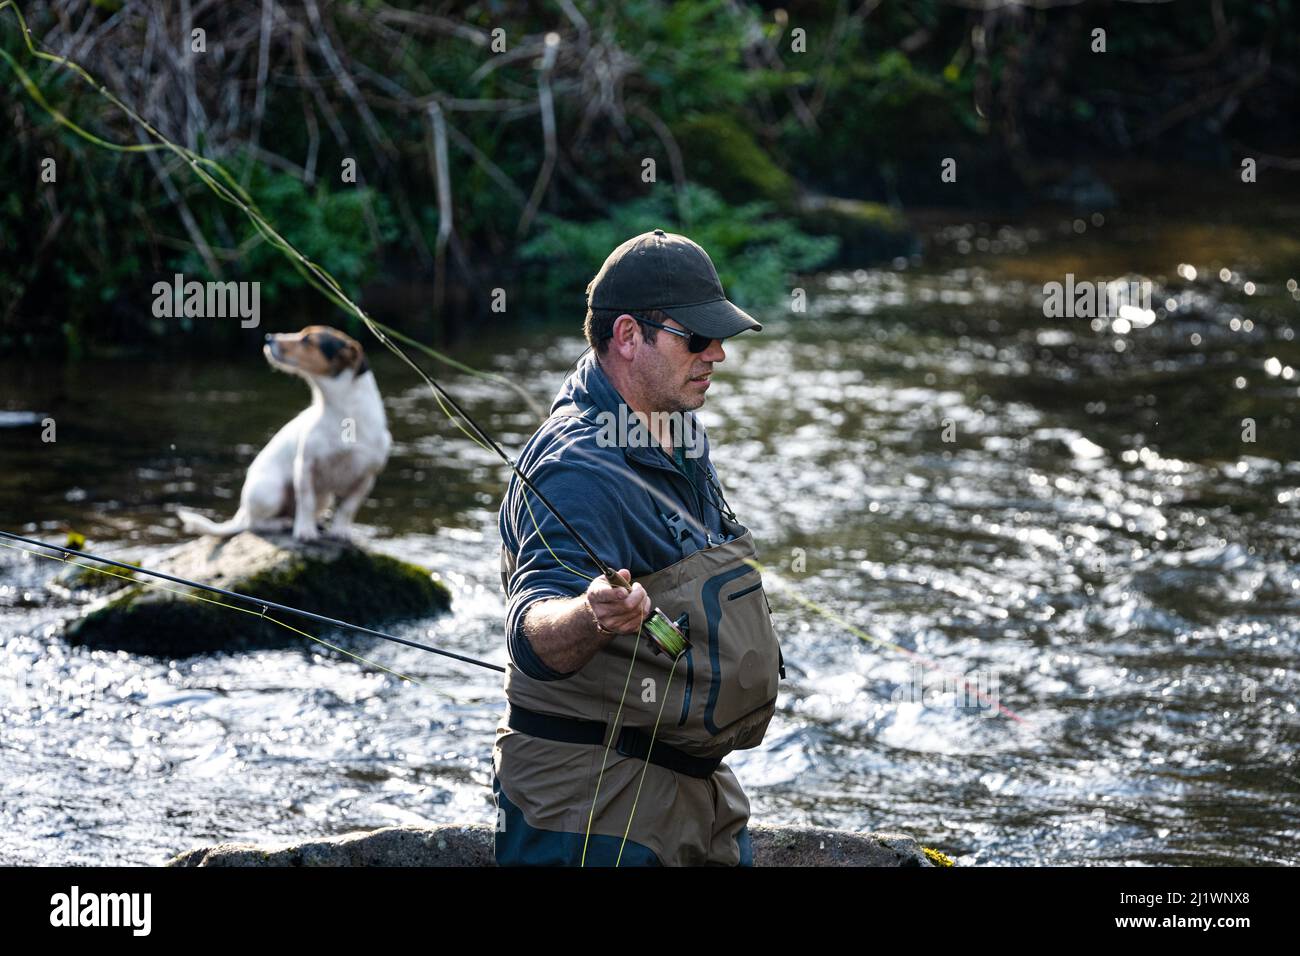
[{"x1": 501, "y1": 458, "x2": 639, "y2": 681}]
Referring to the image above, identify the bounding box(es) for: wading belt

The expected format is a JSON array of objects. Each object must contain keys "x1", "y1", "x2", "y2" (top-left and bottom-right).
[{"x1": 505, "y1": 703, "x2": 723, "y2": 779}]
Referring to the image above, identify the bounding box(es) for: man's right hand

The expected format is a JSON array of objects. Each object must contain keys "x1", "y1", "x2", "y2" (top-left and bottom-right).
[{"x1": 586, "y1": 567, "x2": 652, "y2": 637}]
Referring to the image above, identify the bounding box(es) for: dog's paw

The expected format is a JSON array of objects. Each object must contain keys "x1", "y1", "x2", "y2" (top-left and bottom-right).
[{"x1": 292, "y1": 522, "x2": 320, "y2": 542}]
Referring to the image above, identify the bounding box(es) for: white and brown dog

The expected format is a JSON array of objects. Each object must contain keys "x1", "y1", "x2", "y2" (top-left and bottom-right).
[{"x1": 178, "y1": 326, "x2": 391, "y2": 542}]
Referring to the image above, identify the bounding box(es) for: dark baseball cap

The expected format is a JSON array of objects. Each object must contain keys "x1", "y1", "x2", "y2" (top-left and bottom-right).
[{"x1": 586, "y1": 229, "x2": 763, "y2": 339}]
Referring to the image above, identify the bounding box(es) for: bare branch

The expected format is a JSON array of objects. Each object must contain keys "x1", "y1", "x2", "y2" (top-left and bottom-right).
[
  {"x1": 426, "y1": 100, "x2": 454, "y2": 319},
  {"x1": 516, "y1": 32, "x2": 561, "y2": 239}
]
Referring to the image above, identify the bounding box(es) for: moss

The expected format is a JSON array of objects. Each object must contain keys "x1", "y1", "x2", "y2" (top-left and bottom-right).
[
  {"x1": 102, "y1": 584, "x2": 146, "y2": 609},
  {"x1": 921, "y1": 845, "x2": 955, "y2": 867},
  {"x1": 802, "y1": 195, "x2": 906, "y2": 231},
  {"x1": 236, "y1": 549, "x2": 450, "y2": 625},
  {"x1": 54, "y1": 561, "x2": 138, "y2": 594},
  {"x1": 793, "y1": 193, "x2": 916, "y2": 264},
  {"x1": 671, "y1": 113, "x2": 797, "y2": 206}
]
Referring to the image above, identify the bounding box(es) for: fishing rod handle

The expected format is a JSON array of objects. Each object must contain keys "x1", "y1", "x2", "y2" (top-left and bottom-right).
[{"x1": 604, "y1": 569, "x2": 634, "y2": 592}]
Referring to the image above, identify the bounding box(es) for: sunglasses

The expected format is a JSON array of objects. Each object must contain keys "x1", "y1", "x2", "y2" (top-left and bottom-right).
[{"x1": 627, "y1": 314, "x2": 717, "y2": 353}]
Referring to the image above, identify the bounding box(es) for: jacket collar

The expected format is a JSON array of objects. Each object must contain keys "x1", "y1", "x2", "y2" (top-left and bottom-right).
[{"x1": 551, "y1": 350, "x2": 709, "y2": 472}]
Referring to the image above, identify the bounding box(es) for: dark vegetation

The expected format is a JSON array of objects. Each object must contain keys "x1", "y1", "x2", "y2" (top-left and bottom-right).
[{"x1": 1, "y1": 0, "x2": 1296, "y2": 357}]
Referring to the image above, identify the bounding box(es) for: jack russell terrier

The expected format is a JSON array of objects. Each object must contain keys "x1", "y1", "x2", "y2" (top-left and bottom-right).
[{"x1": 178, "y1": 326, "x2": 392, "y2": 542}]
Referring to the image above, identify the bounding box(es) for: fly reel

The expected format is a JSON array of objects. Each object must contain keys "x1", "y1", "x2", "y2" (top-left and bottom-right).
[{"x1": 641, "y1": 609, "x2": 690, "y2": 659}]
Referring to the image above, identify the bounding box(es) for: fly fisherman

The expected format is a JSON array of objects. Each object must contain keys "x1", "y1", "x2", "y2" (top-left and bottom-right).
[{"x1": 494, "y1": 229, "x2": 785, "y2": 866}]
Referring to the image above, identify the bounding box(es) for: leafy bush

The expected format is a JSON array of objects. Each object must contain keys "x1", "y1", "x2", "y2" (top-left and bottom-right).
[
  {"x1": 176, "y1": 157, "x2": 398, "y2": 306},
  {"x1": 519, "y1": 182, "x2": 838, "y2": 311}
]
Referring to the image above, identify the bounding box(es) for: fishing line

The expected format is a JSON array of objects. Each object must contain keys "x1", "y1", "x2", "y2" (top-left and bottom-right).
[
  {"x1": 3, "y1": 0, "x2": 996, "y2": 697},
  {"x1": 2, "y1": 1, "x2": 1026, "y2": 855},
  {"x1": 615, "y1": 655, "x2": 680, "y2": 866},
  {"x1": 579, "y1": 620, "x2": 643, "y2": 868},
  {"x1": 0, "y1": 530, "x2": 501, "y2": 675},
  {"x1": 0, "y1": 536, "x2": 426, "y2": 685}
]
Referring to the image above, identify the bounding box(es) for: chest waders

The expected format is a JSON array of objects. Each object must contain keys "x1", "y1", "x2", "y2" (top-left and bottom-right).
[{"x1": 493, "y1": 409, "x2": 784, "y2": 866}]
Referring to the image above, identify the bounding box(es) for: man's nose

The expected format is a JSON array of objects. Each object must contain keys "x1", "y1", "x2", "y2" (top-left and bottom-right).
[{"x1": 702, "y1": 338, "x2": 726, "y2": 362}]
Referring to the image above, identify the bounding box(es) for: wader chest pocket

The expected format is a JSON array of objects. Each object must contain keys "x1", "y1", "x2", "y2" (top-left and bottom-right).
[
  {"x1": 731, "y1": 583, "x2": 785, "y2": 680},
  {"x1": 702, "y1": 569, "x2": 780, "y2": 737}
]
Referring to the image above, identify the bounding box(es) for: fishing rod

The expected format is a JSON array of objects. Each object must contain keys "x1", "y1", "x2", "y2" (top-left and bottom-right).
[
  {"x1": 0, "y1": 3, "x2": 1027, "y2": 717},
  {"x1": 0, "y1": 529, "x2": 503, "y2": 674},
  {"x1": 0, "y1": 4, "x2": 1013, "y2": 867},
  {"x1": 0, "y1": 0, "x2": 682, "y2": 659}
]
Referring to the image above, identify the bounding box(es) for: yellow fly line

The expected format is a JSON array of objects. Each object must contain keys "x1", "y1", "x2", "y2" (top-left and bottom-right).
[
  {"x1": 1, "y1": 0, "x2": 1025, "y2": 724},
  {"x1": 1, "y1": 0, "x2": 1022, "y2": 865}
]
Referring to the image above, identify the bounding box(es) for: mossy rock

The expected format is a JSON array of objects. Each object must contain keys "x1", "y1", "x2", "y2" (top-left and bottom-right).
[
  {"x1": 792, "y1": 193, "x2": 917, "y2": 263},
  {"x1": 671, "y1": 112, "x2": 798, "y2": 206},
  {"x1": 670, "y1": 111, "x2": 917, "y2": 264},
  {"x1": 49, "y1": 559, "x2": 139, "y2": 600},
  {"x1": 62, "y1": 532, "x2": 451, "y2": 656}
]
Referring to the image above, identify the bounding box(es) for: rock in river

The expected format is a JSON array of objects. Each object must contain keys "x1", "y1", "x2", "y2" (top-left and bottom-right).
[
  {"x1": 167, "y1": 824, "x2": 950, "y2": 867},
  {"x1": 61, "y1": 532, "x2": 451, "y2": 656}
]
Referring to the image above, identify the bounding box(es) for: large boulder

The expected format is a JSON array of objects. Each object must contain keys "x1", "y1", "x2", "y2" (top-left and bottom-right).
[
  {"x1": 167, "y1": 824, "x2": 951, "y2": 867},
  {"x1": 61, "y1": 532, "x2": 451, "y2": 656}
]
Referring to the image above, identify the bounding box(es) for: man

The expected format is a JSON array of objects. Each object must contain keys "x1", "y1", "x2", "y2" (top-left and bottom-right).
[{"x1": 493, "y1": 228, "x2": 785, "y2": 866}]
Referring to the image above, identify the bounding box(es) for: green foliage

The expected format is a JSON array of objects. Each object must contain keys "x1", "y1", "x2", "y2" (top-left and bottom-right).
[
  {"x1": 177, "y1": 158, "x2": 399, "y2": 304},
  {"x1": 784, "y1": 47, "x2": 969, "y2": 182},
  {"x1": 3, "y1": 0, "x2": 1295, "y2": 355},
  {"x1": 519, "y1": 182, "x2": 838, "y2": 311},
  {"x1": 609, "y1": 0, "x2": 760, "y2": 113}
]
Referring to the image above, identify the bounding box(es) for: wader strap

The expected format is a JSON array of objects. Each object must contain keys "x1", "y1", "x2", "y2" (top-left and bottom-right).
[
  {"x1": 505, "y1": 703, "x2": 722, "y2": 779},
  {"x1": 661, "y1": 510, "x2": 701, "y2": 559}
]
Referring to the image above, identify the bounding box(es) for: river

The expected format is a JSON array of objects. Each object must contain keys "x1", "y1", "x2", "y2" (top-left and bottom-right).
[{"x1": 2, "y1": 200, "x2": 1298, "y2": 865}]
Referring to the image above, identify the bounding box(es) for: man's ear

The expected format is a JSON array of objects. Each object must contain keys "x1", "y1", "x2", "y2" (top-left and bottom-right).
[{"x1": 610, "y1": 313, "x2": 640, "y2": 359}]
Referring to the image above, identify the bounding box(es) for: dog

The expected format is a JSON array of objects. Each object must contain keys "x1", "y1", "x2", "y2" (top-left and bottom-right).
[{"x1": 178, "y1": 326, "x2": 391, "y2": 542}]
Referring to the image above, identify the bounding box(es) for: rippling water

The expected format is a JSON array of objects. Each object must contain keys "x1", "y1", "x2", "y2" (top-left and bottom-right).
[{"x1": 2, "y1": 205, "x2": 1298, "y2": 865}]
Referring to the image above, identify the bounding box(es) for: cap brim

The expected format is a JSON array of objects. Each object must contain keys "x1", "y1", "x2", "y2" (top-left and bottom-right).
[{"x1": 659, "y1": 298, "x2": 762, "y2": 338}]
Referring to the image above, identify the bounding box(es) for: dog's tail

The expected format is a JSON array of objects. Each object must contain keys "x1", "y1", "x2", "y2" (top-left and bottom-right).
[{"x1": 177, "y1": 507, "x2": 249, "y2": 537}]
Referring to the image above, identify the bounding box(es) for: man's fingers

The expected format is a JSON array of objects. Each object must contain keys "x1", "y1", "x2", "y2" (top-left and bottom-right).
[
  {"x1": 591, "y1": 570, "x2": 638, "y2": 599},
  {"x1": 588, "y1": 570, "x2": 654, "y2": 632},
  {"x1": 590, "y1": 583, "x2": 633, "y2": 606}
]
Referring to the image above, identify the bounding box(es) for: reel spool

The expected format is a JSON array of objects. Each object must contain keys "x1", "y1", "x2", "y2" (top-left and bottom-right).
[{"x1": 641, "y1": 609, "x2": 690, "y2": 659}]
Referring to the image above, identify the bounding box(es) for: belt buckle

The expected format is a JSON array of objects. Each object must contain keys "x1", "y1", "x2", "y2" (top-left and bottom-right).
[{"x1": 614, "y1": 725, "x2": 644, "y2": 762}]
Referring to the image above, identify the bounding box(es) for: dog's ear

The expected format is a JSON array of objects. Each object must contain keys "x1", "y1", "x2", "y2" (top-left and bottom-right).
[
  {"x1": 316, "y1": 335, "x2": 345, "y2": 362},
  {"x1": 330, "y1": 341, "x2": 369, "y2": 378},
  {"x1": 315, "y1": 333, "x2": 364, "y2": 378}
]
